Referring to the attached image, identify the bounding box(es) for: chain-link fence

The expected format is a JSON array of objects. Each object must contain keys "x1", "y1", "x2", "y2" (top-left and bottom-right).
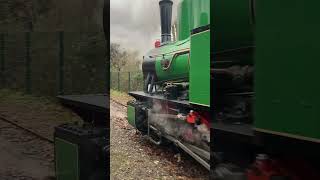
[
  {"x1": 110, "y1": 71, "x2": 144, "y2": 92},
  {"x1": 0, "y1": 31, "x2": 108, "y2": 96}
]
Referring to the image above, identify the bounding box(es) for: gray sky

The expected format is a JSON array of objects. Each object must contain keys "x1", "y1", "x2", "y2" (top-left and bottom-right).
[{"x1": 110, "y1": 0, "x2": 179, "y2": 56}]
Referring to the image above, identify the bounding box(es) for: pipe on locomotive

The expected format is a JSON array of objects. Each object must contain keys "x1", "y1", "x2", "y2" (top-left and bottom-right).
[{"x1": 159, "y1": 0, "x2": 173, "y2": 44}]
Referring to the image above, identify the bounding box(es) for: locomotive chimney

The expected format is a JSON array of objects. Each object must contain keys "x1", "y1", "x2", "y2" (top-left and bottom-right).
[{"x1": 159, "y1": 0, "x2": 173, "y2": 44}]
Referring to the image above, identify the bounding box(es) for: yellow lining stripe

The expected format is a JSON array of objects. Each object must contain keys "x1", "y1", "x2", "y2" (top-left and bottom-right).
[
  {"x1": 152, "y1": 49, "x2": 190, "y2": 57},
  {"x1": 190, "y1": 102, "x2": 210, "y2": 107},
  {"x1": 191, "y1": 29, "x2": 210, "y2": 37}
]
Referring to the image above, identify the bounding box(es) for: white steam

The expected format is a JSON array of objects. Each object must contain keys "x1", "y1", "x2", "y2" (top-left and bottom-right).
[{"x1": 110, "y1": 0, "x2": 180, "y2": 55}]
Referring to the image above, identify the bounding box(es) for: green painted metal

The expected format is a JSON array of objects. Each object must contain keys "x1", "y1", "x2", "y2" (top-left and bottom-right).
[
  {"x1": 138, "y1": 0, "x2": 212, "y2": 107},
  {"x1": 147, "y1": 38, "x2": 190, "y2": 56},
  {"x1": 190, "y1": 30, "x2": 210, "y2": 107},
  {"x1": 147, "y1": 0, "x2": 211, "y2": 82},
  {"x1": 155, "y1": 53, "x2": 189, "y2": 82},
  {"x1": 254, "y1": 0, "x2": 320, "y2": 141},
  {"x1": 212, "y1": 0, "x2": 254, "y2": 52},
  {"x1": 127, "y1": 105, "x2": 136, "y2": 127},
  {"x1": 55, "y1": 138, "x2": 79, "y2": 180},
  {"x1": 146, "y1": 38, "x2": 190, "y2": 82},
  {"x1": 177, "y1": 0, "x2": 191, "y2": 41},
  {"x1": 190, "y1": 0, "x2": 210, "y2": 30},
  {"x1": 177, "y1": 0, "x2": 210, "y2": 41}
]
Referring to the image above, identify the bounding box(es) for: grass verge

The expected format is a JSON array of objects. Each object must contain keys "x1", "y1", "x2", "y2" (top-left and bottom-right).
[
  {"x1": 0, "y1": 89, "x2": 81, "y2": 122},
  {"x1": 110, "y1": 89, "x2": 133, "y2": 104}
]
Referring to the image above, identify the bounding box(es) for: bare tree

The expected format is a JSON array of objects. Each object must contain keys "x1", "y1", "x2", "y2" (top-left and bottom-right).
[
  {"x1": 110, "y1": 43, "x2": 129, "y2": 72},
  {"x1": 110, "y1": 43, "x2": 142, "y2": 72}
]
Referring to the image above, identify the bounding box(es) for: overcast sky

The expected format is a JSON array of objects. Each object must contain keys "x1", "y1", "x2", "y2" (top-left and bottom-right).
[{"x1": 110, "y1": 0, "x2": 179, "y2": 56}]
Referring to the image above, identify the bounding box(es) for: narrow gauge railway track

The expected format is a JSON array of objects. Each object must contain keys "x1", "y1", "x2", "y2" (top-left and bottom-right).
[{"x1": 0, "y1": 115, "x2": 54, "y2": 144}]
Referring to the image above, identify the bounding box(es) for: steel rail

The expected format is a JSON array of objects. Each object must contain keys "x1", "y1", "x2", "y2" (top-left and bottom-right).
[{"x1": 0, "y1": 115, "x2": 54, "y2": 144}]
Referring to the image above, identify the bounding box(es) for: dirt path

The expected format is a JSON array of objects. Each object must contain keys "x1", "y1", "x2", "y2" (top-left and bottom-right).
[{"x1": 110, "y1": 100, "x2": 209, "y2": 180}]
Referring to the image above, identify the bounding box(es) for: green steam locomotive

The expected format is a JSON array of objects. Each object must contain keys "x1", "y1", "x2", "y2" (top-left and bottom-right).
[
  {"x1": 128, "y1": 0, "x2": 320, "y2": 179},
  {"x1": 127, "y1": 0, "x2": 211, "y2": 170}
]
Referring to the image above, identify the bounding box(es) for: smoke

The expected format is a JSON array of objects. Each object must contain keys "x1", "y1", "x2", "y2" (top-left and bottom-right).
[
  {"x1": 110, "y1": 0, "x2": 180, "y2": 56},
  {"x1": 148, "y1": 99, "x2": 210, "y2": 151}
]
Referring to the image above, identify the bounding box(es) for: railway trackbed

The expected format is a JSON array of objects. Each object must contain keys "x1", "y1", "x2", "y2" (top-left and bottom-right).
[
  {"x1": 0, "y1": 114, "x2": 55, "y2": 179},
  {"x1": 0, "y1": 115, "x2": 53, "y2": 144},
  {"x1": 110, "y1": 98, "x2": 127, "y2": 108}
]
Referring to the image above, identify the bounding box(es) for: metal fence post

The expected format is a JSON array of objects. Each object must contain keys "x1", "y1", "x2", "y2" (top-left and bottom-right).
[
  {"x1": 117, "y1": 71, "x2": 120, "y2": 91},
  {"x1": 128, "y1": 72, "x2": 131, "y2": 92},
  {"x1": 0, "y1": 33, "x2": 5, "y2": 87},
  {"x1": 106, "y1": 61, "x2": 109, "y2": 93},
  {"x1": 25, "y1": 32, "x2": 31, "y2": 94},
  {"x1": 58, "y1": 31, "x2": 64, "y2": 95}
]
